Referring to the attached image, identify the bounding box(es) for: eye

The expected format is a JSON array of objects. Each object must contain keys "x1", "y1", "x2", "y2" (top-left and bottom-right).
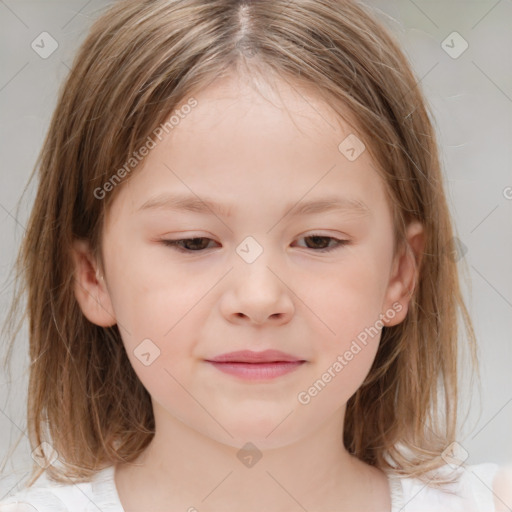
[
  {"x1": 160, "y1": 234, "x2": 349, "y2": 253},
  {"x1": 293, "y1": 234, "x2": 350, "y2": 252},
  {"x1": 161, "y1": 237, "x2": 219, "y2": 252}
]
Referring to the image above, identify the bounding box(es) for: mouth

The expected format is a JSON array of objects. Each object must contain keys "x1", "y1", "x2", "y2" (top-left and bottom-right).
[{"x1": 205, "y1": 350, "x2": 306, "y2": 380}]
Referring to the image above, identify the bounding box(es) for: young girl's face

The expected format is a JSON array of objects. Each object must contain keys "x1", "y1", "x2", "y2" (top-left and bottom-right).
[{"x1": 74, "y1": 72, "x2": 420, "y2": 450}]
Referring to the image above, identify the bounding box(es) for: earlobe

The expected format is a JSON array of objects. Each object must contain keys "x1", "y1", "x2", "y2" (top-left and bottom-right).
[
  {"x1": 71, "y1": 239, "x2": 117, "y2": 327},
  {"x1": 382, "y1": 221, "x2": 425, "y2": 327}
]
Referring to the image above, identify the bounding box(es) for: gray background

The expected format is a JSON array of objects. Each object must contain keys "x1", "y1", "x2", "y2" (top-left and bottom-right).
[{"x1": 1, "y1": 0, "x2": 511, "y2": 500}]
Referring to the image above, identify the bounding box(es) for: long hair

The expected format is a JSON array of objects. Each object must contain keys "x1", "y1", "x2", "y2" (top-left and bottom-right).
[{"x1": 2, "y1": 0, "x2": 479, "y2": 488}]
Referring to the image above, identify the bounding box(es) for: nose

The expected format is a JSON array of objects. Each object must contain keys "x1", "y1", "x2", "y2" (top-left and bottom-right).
[{"x1": 220, "y1": 254, "x2": 295, "y2": 326}]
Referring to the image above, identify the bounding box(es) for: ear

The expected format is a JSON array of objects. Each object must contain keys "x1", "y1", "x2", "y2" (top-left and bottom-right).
[
  {"x1": 381, "y1": 221, "x2": 425, "y2": 327},
  {"x1": 71, "y1": 239, "x2": 117, "y2": 327}
]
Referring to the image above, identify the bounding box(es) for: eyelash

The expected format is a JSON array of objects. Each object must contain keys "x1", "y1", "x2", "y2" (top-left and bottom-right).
[{"x1": 160, "y1": 234, "x2": 350, "y2": 253}]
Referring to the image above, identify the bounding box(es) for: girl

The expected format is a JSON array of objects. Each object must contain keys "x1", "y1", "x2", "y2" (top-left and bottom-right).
[{"x1": 1, "y1": 0, "x2": 510, "y2": 510}]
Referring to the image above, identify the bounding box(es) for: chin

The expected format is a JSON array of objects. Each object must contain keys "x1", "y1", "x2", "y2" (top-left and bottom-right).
[
  {"x1": 212, "y1": 428, "x2": 305, "y2": 452},
  {"x1": 196, "y1": 409, "x2": 309, "y2": 451}
]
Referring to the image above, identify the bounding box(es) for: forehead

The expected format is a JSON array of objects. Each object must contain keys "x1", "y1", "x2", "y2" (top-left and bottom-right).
[
  {"x1": 105, "y1": 72, "x2": 390, "y2": 226},
  {"x1": 186, "y1": 71, "x2": 355, "y2": 144}
]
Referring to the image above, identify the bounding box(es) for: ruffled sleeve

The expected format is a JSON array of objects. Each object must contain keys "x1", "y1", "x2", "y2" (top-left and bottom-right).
[
  {"x1": 0, "y1": 466, "x2": 124, "y2": 512},
  {"x1": 387, "y1": 462, "x2": 501, "y2": 512}
]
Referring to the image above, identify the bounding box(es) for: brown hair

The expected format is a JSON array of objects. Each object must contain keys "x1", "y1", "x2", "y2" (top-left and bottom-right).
[{"x1": 2, "y1": 0, "x2": 479, "y2": 489}]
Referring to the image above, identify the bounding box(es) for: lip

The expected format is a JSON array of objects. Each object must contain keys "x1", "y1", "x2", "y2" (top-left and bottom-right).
[
  {"x1": 207, "y1": 349, "x2": 303, "y2": 363},
  {"x1": 205, "y1": 350, "x2": 306, "y2": 381},
  {"x1": 206, "y1": 361, "x2": 305, "y2": 380}
]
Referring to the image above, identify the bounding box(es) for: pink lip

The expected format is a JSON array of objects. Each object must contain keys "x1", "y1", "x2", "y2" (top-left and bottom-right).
[
  {"x1": 205, "y1": 350, "x2": 306, "y2": 380},
  {"x1": 208, "y1": 349, "x2": 302, "y2": 363}
]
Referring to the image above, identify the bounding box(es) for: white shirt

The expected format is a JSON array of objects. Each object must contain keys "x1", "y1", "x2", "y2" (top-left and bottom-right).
[{"x1": 0, "y1": 462, "x2": 502, "y2": 511}]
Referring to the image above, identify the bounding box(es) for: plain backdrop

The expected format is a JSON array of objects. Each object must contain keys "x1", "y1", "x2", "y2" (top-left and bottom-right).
[{"x1": 1, "y1": 0, "x2": 511, "y2": 500}]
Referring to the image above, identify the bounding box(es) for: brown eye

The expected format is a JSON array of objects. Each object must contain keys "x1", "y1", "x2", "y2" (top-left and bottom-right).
[
  {"x1": 304, "y1": 235, "x2": 334, "y2": 250},
  {"x1": 294, "y1": 235, "x2": 349, "y2": 252},
  {"x1": 161, "y1": 237, "x2": 218, "y2": 252},
  {"x1": 160, "y1": 235, "x2": 349, "y2": 254}
]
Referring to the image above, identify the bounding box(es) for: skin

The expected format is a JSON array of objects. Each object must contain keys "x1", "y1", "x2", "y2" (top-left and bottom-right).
[{"x1": 72, "y1": 70, "x2": 425, "y2": 512}]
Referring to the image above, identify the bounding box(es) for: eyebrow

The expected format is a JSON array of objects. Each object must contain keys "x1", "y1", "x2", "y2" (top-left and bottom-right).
[{"x1": 137, "y1": 192, "x2": 371, "y2": 218}]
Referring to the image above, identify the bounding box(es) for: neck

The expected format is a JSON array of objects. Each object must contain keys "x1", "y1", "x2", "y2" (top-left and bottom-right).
[{"x1": 115, "y1": 404, "x2": 391, "y2": 512}]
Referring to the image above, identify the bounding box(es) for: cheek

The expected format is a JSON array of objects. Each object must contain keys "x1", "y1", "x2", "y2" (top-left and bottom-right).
[
  {"x1": 105, "y1": 241, "x2": 209, "y2": 338},
  {"x1": 298, "y1": 246, "x2": 391, "y2": 399},
  {"x1": 304, "y1": 255, "x2": 390, "y2": 342},
  {"x1": 117, "y1": 307, "x2": 201, "y2": 417},
  {"x1": 105, "y1": 264, "x2": 210, "y2": 398},
  {"x1": 296, "y1": 273, "x2": 384, "y2": 412}
]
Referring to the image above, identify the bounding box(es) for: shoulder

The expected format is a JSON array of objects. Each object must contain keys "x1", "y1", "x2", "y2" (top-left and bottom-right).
[
  {"x1": 492, "y1": 464, "x2": 512, "y2": 512},
  {"x1": 0, "y1": 470, "x2": 69, "y2": 512},
  {"x1": 390, "y1": 462, "x2": 507, "y2": 512},
  {"x1": 0, "y1": 466, "x2": 123, "y2": 512}
]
